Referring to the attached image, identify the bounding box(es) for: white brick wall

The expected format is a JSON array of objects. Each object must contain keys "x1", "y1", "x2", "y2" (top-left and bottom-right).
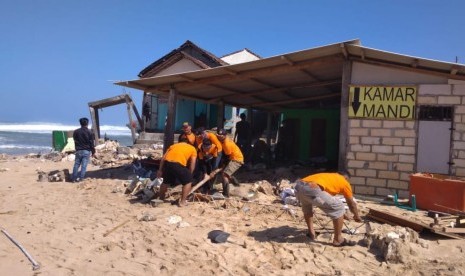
[{"x1": 346, "y1": 83, "x2": 465, "y2": 197}]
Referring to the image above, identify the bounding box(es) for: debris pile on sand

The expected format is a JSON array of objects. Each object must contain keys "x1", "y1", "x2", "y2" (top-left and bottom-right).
[{"x1": 362, "y1": 222, "x2": 427, "y2": 263}]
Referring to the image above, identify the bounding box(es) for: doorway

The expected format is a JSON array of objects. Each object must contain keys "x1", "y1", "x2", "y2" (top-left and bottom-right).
[{"x1": 416, "y1": 106, "x2": 453, "y2": 174}]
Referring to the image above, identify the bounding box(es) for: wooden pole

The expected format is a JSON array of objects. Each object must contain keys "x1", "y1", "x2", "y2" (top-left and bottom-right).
[
  {"x1": 103, "y1": 219, "x2": 131, "y2": 237},
  {"x1": 164, "y1": 86, "x2": 178, "y2": 153},
  {"x1": 189, "y1": 168, "x2": 222, "y2": 195},
  {"x1": 338, "y1": 59, "x2": 352, "y2": 171},
  {"x1": 1, "y1": 228, "x2": 40, "y2": 270}
]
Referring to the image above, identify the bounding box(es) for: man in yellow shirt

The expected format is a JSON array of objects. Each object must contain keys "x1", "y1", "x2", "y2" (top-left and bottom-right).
[
  {"x1": 216, "y1": 128, "x2": 244, "y2": 197},
  {"x1": 294, "y1": 172, "x2": 362, "y2": 247},
  {"x1": 156, "y1": 137, "x2": 197, "y2": 207}
]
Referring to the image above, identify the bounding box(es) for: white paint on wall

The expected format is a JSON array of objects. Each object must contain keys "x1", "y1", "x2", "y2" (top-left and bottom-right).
[{"x1": 155, "y1": 59, "x2": 203, "y2": 77}]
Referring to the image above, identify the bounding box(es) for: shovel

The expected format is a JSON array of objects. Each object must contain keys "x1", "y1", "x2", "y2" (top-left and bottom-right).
[{"x1": 207, "y1": 230, "x2": 245, "y2": 247}]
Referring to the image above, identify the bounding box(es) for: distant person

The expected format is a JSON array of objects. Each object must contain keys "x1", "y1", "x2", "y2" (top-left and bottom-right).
[
  {"x1": 294, "y1": 171, "x2": 362, "y2": 247},
  {"x1": 234, "y1": 113, "x2": 251, "y2": 160},
  {"x1": 178, "y1": 122, "x2": 196, "y2": 146},
  {"x1": 71, "y1": 117, "x2": 95, "y2": 182},
  {"x1": 142, "y1": 100, "x2": 151, "y2": 130},
  {"x1": 156, "y1": 136, "x2": 197, "y2": 207},
  {"x1": 216, "y1": 128, "x2": 244, "y2": 197}
]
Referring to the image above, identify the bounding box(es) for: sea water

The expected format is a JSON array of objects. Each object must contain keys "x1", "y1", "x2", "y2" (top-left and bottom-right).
[{"x1": 0, "y1": 123, "x2": 133, "y2": 156}]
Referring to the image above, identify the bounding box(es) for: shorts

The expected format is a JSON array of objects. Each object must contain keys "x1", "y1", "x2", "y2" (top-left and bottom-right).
[
  {"x1": 294, "y1": 180, "x2": 345, "y2": 219},
  {"x1": 223, "y1": 160, "x2": 242, "y2": 177},
  {"x1": 162, "y1": 161, "x2": 193, "y2": 186}
]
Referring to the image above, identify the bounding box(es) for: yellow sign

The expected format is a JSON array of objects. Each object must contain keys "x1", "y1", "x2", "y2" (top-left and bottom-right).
[{"x1": 348, "y1": 86, "x2": 417, "y2": 120}]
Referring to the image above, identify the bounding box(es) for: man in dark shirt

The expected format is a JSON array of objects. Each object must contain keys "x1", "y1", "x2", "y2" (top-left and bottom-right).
[
  {"x1": 71, "y1": 117, "x2": 95, "y2": 182},
  {"x1": 234, "y1": 113, "x2": 251, "y2": 160}
]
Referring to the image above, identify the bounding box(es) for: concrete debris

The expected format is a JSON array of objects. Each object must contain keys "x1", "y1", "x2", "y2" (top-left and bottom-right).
[
  {"x1": 30, "y1": 140, "x2": 164, "y2": 174},
  {"x1": 361, "y1": 223, "x2": 425, "y2": 264},
  {"x1": 37, "y1": 169, "x2": 69, "y2": 182},
  {"x1": 167, "y1": 215, "x2": 182, "y2": 225},
  {"x1": 253, "y1": 180, "x2": 275, "y2": 195},
  {"x1": 139, "y1": 212, "x2": 156, "y2": 222}
]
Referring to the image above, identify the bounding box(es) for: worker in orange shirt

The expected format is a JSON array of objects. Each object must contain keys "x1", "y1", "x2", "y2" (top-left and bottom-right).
[
  {"x1": 194, "y1": 127, "x2": 223, "y2": 167},
  {"x1": 156, "y1": 136, "x2": 197, "y2": 207},
  {"x1": 294, "y1": 171, "x2": 362, "y2": 247},
  {"x1": 178, "y1": 122, "x2": 196, "y2": 146},
  {"x1": 215, "y1": 128, "x2": 244, "y2": 197},
  {"x1": 195, "y1": 138, "x2": 220, "y2": 193}
]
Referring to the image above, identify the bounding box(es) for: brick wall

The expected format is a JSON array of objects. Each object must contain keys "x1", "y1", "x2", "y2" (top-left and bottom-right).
[{"x1": 346, "y1": 84, "x2": 465, "y2": 198}]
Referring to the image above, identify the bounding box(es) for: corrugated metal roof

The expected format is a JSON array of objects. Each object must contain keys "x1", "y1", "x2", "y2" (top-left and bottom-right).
[{"x1": 116, "y1": 39, "x2": 465, "y2": 112}]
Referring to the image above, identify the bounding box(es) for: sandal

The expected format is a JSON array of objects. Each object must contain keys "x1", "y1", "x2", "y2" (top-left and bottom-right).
[{"x1": 333, "y1": 238, "x2": 357, "y2": 247}]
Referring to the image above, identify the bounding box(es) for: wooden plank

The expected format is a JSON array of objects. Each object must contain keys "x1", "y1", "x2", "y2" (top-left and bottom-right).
[
  {"x1": 442, "y1": 227, "x2": 465, "y2": 234},
  {"x1": 368, "y1": 208, "x2": 427, "y2": 232},
  {"x1": 368, "y1": 208, "x2": 463, "y2": 239},
  {"x1": 434, "y1": 204, "x2": 465, "y2": 216}
]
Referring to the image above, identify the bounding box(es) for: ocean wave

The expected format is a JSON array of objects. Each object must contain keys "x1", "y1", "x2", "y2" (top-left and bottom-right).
[
  {"x1": 0, "y1": 123, "x2": 132, "y2": 136},
  {"x1": 0, "y1": 144, "x2": 52, "y2": 150}
]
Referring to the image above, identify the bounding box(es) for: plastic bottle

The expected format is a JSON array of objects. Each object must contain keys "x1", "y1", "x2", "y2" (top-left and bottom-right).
[{"x1": 148, "y1": 177, "x2": 163, "y2": 189}]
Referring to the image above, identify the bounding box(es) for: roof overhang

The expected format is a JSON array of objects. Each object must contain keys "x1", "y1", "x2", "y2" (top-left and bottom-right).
[{"x1": 116, "y1": 39, "x2": 465, "y2": 112}]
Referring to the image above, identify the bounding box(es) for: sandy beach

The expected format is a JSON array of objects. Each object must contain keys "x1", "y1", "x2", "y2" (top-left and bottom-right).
[{"x1": 1, "y1": 154, "x2": 465, "y2": 276}]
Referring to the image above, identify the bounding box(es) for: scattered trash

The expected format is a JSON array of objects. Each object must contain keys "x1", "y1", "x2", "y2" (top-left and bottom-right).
[
  {"x1": 177, "y1": 221, "x2": 190, "y2": 228},
  {"x1": 167, "y1": 215, "x2": 182, "y2": 225},
  {"x1": 140, "y1": 213, "x2": 156, "y2": 221}
]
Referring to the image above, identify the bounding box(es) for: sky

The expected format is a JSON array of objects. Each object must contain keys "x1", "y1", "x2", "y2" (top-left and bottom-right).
[{"x1": 1, "y1": 0, "x2": 464, "y2": 127}]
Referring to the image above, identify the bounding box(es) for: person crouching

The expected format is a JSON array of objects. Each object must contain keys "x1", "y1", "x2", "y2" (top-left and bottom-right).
[{"x1": 156, "y1": 136, "x2": 197, "y2": 207}]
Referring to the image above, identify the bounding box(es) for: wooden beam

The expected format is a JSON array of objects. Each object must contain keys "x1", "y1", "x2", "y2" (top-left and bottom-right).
[
  {"x1": 179, "y1": 75, "x2": 196, "y2": 82},
  {"x1": 442, "y1": 227, "x2": 465, "y2": 234},
  {"x1": 252, "y1": 92, "x2": 340, "y2": 107},
  {"x1": 360, "y1": 49, "x2": 366, "y2": 60},
  {"x1": 340, "y1": 43, "x2": 348, "y2": 59},
  {"x1": 152, "y1": 55, "x2": 345, "y2": 91},
  {"x1": 89, "y1": 107, "x2": 100, "y2": 145},
  {"x1": 280, "y1": 55, "x2": 294, "y2": 65},
  {"x1": 249, "y1": 78, "x2": 277, "y2": 88},
  {"x1": 338, "y1": 60, "x2": 351, "y2": 171},
  {"x1": 451, "y1": 65, "x2": 460, "y2": 75},
  {"x1": 299, "y1": 69, "x2": 320, "y2": 81},
  {"x1": 121, "y1": 81, "x2": 147, "y2": 91},
  {"x1": 126, "y1": 100, "x2": 137, "y2": 143},
  {"x1": 411, "y1": 59, "x2": 419, "y2": 68},
  {"x1": 222, "y1": 67, "x2": 238, "y2": 75},
  {"x1": 212, "y1": 79, "x2": 341, "y2": 101},
  {"x1": 367, "y1": 208, "x2": 426, "y2": 232},
  {"x1": 217, "y1": 101, "x2": 224, "y2": 129},
  {"x1": 350, "y1": 56, "x2": 465, "y2": 81},
  {"x1": 163, "y1": 86, "x2": 177, "y2": 153}
]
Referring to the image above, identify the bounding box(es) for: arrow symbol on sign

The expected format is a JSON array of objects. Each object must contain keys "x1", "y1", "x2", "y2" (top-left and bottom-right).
[{"x1": 351, "y1": 87, "x2": 362, "y2": 115}]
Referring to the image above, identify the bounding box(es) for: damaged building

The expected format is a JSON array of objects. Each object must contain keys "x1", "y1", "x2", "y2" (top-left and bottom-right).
[{"x1": 115, "y1": 39, "x2": 465, "y2": 200}]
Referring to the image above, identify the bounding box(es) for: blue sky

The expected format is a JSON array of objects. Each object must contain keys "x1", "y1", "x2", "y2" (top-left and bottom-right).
[{"x1": 1, "y1": 0, "x2": 464, "y2": 126}]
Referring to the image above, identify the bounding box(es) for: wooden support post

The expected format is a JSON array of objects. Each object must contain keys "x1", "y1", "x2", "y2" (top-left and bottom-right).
[
  {"x1": 338, "y1": 60, "x2": 352, "y2": 171},
  {"x1": 217, "y1": 101, "x2": 224, "y2": 129},
  {"x1": 89, "y1": 106, "x2": 100, "y2": 145},
  {"x1": 126, "y1": 100, "x2": 137, "y2": 144},
  {"x1": 164, "y1": 86, "x2": 177, "y2": 153},
  {"x1": 266, "y1": 111, "x2": 272, "y2": 145}
]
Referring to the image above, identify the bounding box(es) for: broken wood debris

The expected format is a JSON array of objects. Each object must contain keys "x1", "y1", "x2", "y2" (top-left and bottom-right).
[{"x1": 367, "y1": 208, "x2": 463, "y2": 239}]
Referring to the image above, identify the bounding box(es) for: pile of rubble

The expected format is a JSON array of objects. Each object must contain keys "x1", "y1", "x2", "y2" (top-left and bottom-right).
[{"x1": 34, "y1": 140, "x2": 164, "y2": 169}]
